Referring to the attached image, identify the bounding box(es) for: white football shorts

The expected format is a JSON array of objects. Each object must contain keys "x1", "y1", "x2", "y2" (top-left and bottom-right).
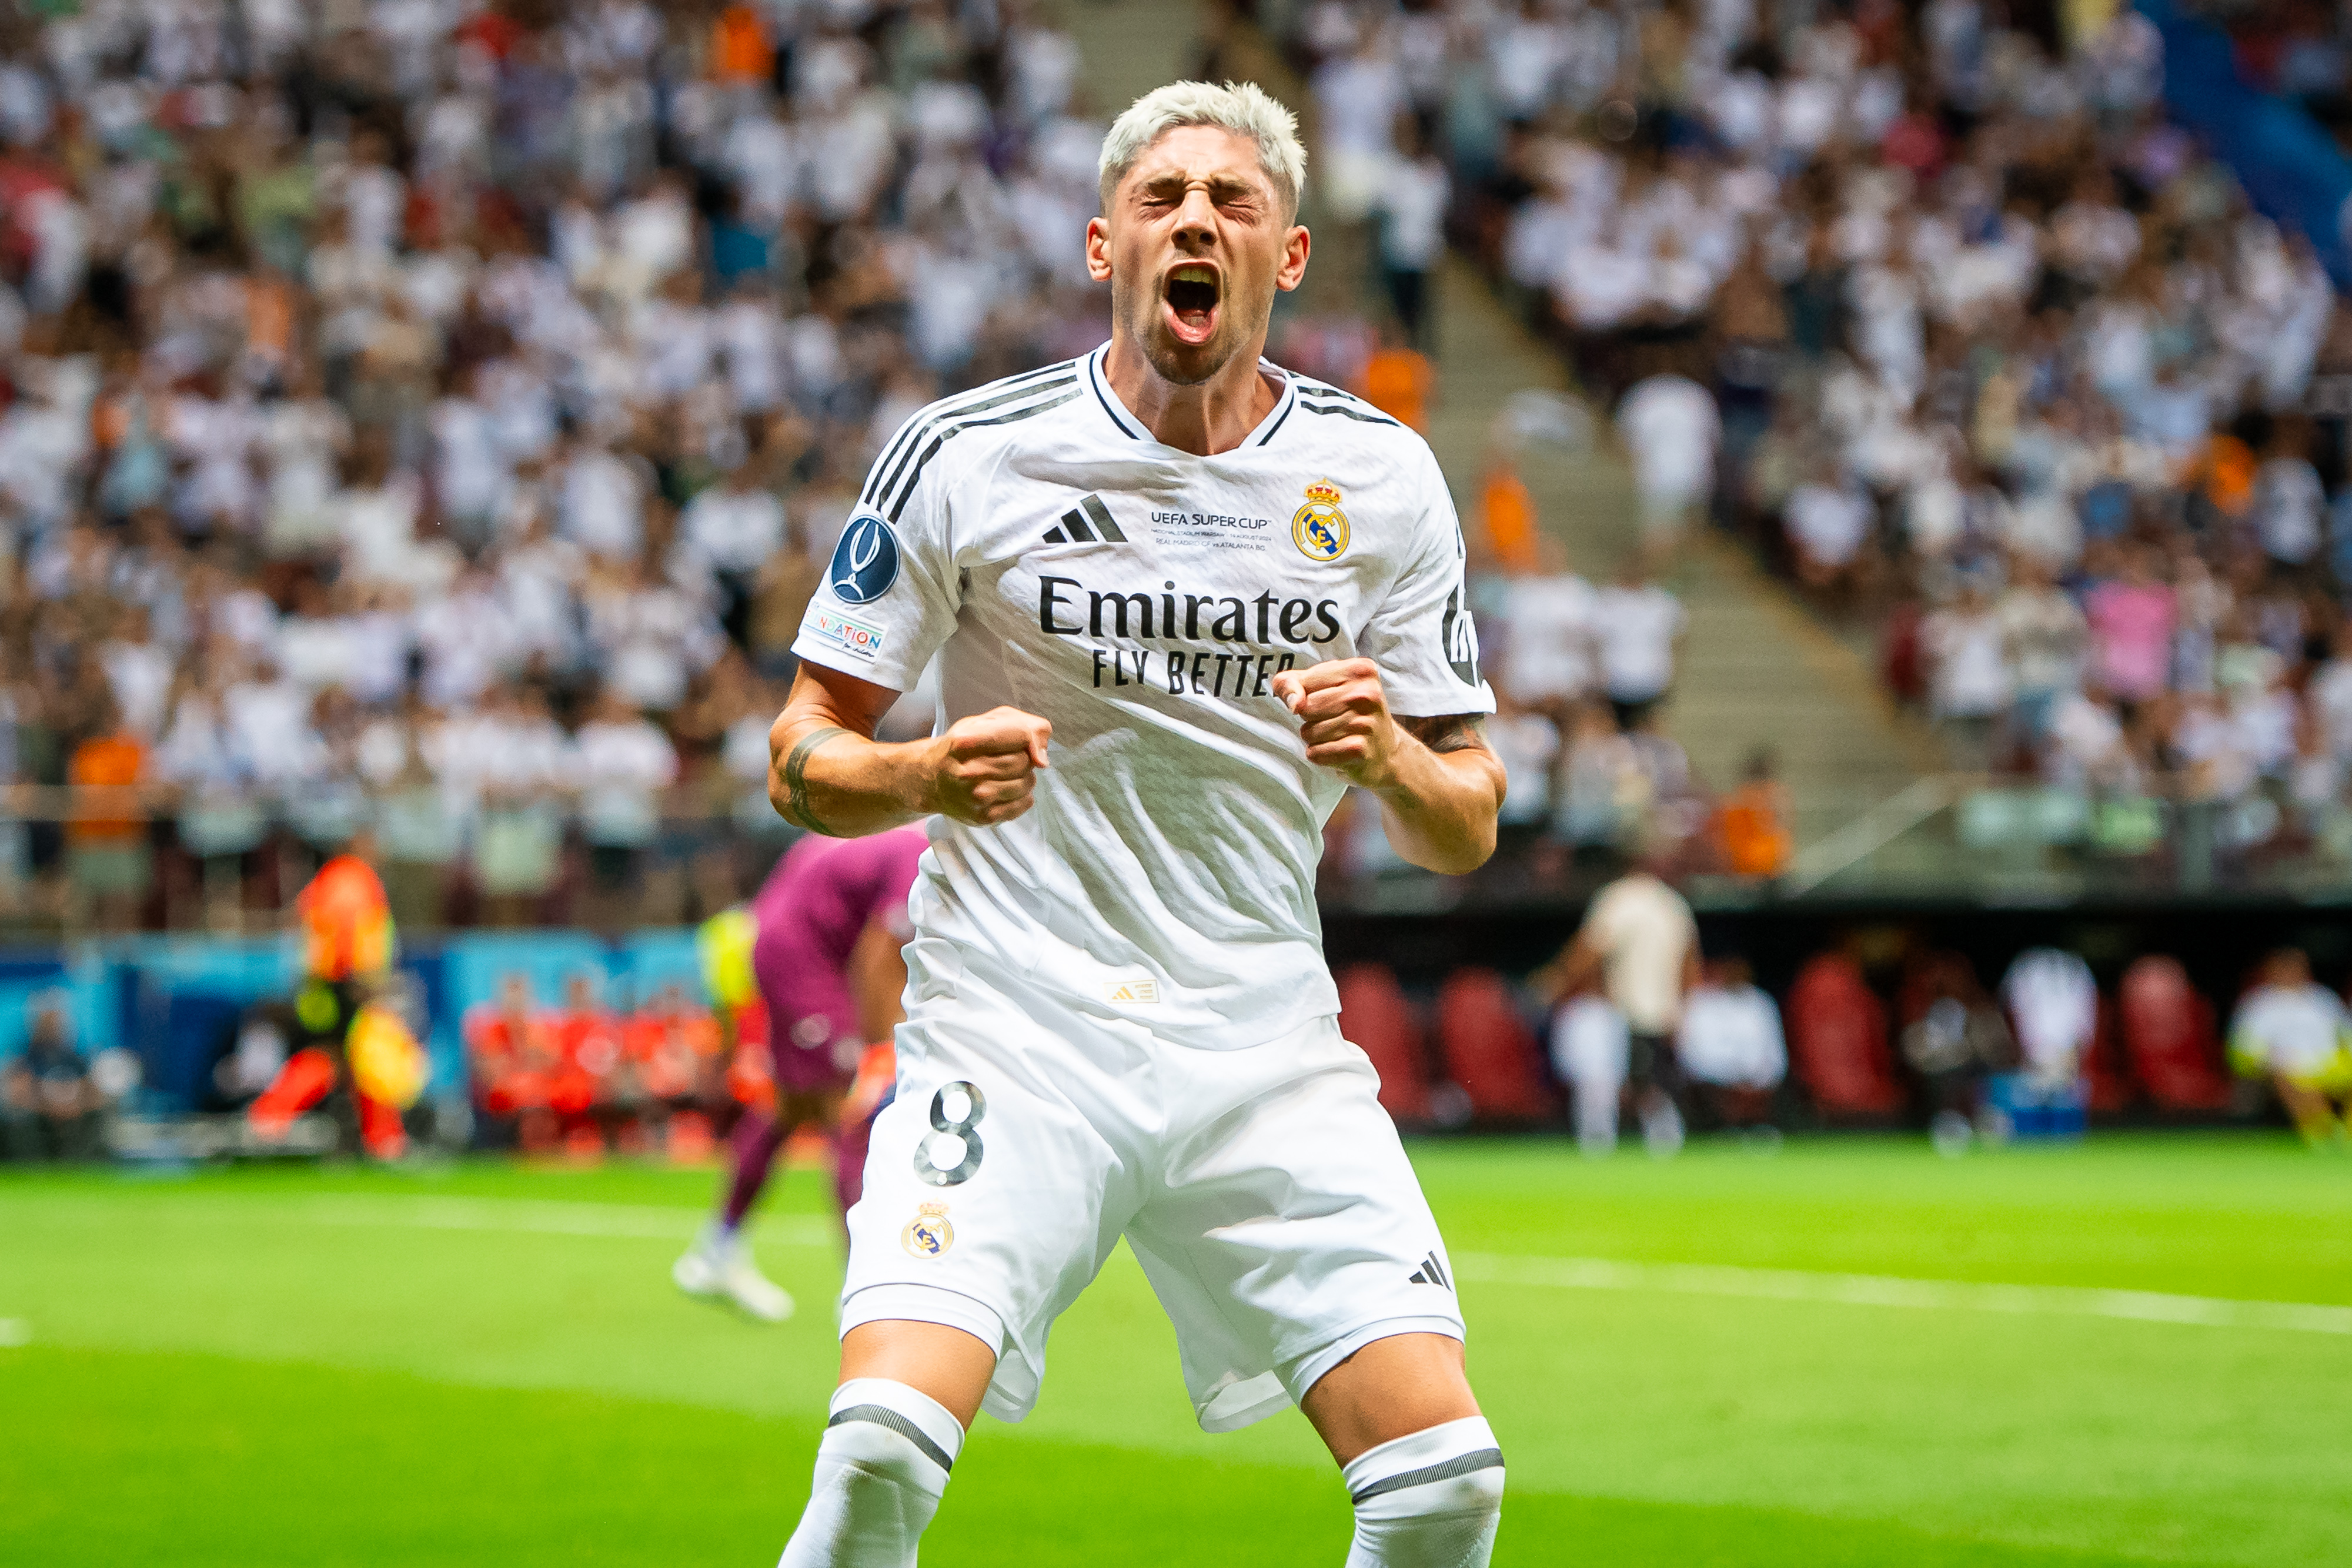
[{"x1": 839, "y1": 942, "x2": 1466, "y2": 1433}]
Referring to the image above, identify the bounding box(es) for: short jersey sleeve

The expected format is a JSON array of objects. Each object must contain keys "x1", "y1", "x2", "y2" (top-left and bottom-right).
[
  {"x1": 791, "y1": 421, "x2": 963, "y2": 694},
  {"x1": 1357, "y1": 452, "x2": 1498, "y2": 718}
]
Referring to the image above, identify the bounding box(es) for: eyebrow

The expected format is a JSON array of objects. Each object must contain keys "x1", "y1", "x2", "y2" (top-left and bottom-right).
[{"x1": 1133, "y1": 170, "x2": 1266, "y2": 203}]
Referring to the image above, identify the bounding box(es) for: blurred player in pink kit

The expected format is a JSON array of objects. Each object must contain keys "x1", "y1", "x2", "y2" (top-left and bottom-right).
[{"x1": 674, "y1": 824, "x2": 929, "y2": 1320}]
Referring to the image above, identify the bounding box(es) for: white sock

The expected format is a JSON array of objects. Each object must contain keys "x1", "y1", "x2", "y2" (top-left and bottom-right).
[
  {"x1": 1342, "y1": 1416, "x2": 1505, "y2": 1568},
  {"x1": 777, "y1": 1379, "x2": 964, "y2": 1568}
]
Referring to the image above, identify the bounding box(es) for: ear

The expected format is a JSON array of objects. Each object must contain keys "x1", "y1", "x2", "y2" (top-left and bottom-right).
[
  {"x1": 1084, "y1": 215, "x2": 1114, "y2": 285},
  {"x1": 1275, "y1": 222, "x2": 1311, "y2": 293}
]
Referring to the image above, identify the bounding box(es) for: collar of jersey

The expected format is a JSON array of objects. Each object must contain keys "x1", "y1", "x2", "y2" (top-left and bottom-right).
[{"x1": 1084, "y1": 343, "x2": 1301, "y2": 452}]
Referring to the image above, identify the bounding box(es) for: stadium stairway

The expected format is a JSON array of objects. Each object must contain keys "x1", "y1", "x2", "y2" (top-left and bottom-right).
[{"x1": 1065, "y1": 2, "x2": 1942, "y2": 870}]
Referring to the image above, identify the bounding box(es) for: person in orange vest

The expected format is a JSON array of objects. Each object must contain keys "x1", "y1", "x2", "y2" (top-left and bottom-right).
[
  {"x1": 709, "y1": 2, "x2": 774, "y2": 85},
  {"x1": 1479, "y1": 449, "x2": 1539, "y2": 574},
  {"x1": 249, "y1": 830, "x2": 419, "y2": 1159},
  {"x1": 1360, "y1": 320, "x2": 1435, "y2": 434},
  {"x1": 1712, "y1": 747, "x2": 1793, "y2": 880}
]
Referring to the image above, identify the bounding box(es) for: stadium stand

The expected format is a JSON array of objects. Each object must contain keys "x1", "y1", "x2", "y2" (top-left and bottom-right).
[
  {"x1": 1259, "y1": 0, "x2": 2352, "y2": 897},
  {"x1": 0, "y1": 0, "x2": 1101, "y2": 935}
]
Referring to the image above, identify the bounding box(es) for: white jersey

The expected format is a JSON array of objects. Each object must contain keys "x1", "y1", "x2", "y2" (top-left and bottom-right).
[{"x1": 794, "y1": 346, "x2": 1493, "y2": 1050}]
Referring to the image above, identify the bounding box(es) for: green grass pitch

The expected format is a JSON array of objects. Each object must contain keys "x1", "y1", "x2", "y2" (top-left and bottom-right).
[{"x1": 4, "y1": 1135, "x2": 2348, "y2": 1565}]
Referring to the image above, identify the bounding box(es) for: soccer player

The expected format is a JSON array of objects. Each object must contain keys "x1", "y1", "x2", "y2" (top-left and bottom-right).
[
  {"x1": 763, "y1": 82, "x2": 1508, "y2": 1566},
  {"x1": 673, "y1": 824, "x2": 928, "y2": 1321},
  {"x1": 2229, "y1": 948, "x2": 2352, "y2": 1146}
]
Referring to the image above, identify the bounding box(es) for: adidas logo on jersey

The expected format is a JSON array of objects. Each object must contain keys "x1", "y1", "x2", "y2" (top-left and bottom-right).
[
  {"x1": 1042, "y1": 493, "x2": 1128, "y2": 546},
  {"x1": 1407, "y1": 1252, "x2": 1452, "y2": 1290}
]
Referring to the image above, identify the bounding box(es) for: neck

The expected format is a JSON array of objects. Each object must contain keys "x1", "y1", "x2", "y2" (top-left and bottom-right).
[{"x1": 1101, "y1": 331, "x2": 1279, "y2": 457}]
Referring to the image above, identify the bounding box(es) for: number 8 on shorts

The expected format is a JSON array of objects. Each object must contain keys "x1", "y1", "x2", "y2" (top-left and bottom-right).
[{"x1": 914, "y1": 1081, "x2": 985, "y2": 1186}]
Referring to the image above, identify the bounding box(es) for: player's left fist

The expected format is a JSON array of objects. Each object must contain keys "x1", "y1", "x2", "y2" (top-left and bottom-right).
[{"x1": 1272, "y1": 658, "x2": 1402, "y2": 788}]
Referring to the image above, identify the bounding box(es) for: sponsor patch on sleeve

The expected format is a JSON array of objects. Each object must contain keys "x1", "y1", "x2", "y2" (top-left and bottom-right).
[{"x1": 807, "y1": 607, "x2": 887, "y2": 660}]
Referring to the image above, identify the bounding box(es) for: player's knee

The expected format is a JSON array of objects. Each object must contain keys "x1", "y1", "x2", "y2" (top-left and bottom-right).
[{"x1": 1344, "y1": 1416, "x2": 1504, "y2": 1568}]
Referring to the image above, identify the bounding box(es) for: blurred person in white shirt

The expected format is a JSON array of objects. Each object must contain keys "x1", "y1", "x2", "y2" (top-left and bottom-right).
[
  {"x1": 1783, "y1": 459, "x2": 1876, "y2": 599},
  {"x1": 1536, "y1": 858, "x2": 1700, "y2": 1156},
  {"x1": 671, "y1": 462, "x2": 785, "y2": 643},
  {"x1": 570, "y1": 683, "x2": 678, "y2": 885},
  {"x1": 1487, "y1": 691, "x2": 1561, "y2": 838},
  {"x1": 1499, "y1": 536, "x2": 1598, "y2": 716},
  {"x1": 1675, "y1": 955, "x2": 1785, "y2": 1136},
  {"x1": 2228, "y1": 947, "x2": 2352, "y2": 1146},
  {"x1": 1548, "y1": 989, "x2": 1629, "y2": 1156},
  {"x1": 2000, "y1": 947, "x2": 2097, "y2": 1086},
  {"x1": 1616, "y1": 371, "x2": 1720, "y2": 541},
  {"x1": 1921, "y1": 576, "x2": 2010, "y2": 771},
  {"x1": 1591, "y1": 562, "x2": 1686, "y2": 728},
  {"x1": 1374, "y1": 122, "x2": 1449, "y2": 350}
]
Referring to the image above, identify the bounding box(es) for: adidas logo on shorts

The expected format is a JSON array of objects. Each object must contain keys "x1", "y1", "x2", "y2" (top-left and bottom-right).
[
  {"x1": 1042, "y1": 493, "x2": 1127, "y2": 545},
  {"x1": 1406, "y1": 1252, "x2": 1452, "y2": 1290}
]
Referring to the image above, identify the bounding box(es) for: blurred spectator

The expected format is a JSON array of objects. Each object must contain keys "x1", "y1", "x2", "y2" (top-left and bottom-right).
[
  {"x1": 1373, "y1": 120, "x2": 1450, "y2": 352},
  {"x1": 1500, "y1": 537, "x2": 1597, "y2": 714},
  {"x1": 2, "y1": 998, "x2": 102, "y2": 1159},
  {"x1": 1361, "y1": 322, "x2": 1436, "y2": 433},
  {"x1": 1676, "y1": 957, "x2": 1786, "y2": 1135},
  {"x1": 1535, "y1": 857, "x2": 1699, "y2": 1155},
  {"x1": 573, "y1": 687, "x2": 680, "y2": 925},
  {"x1": 465, "y1": 972, "x2": 560, "y2": 1153},
  {"x1": 1478, "y1": 451, "x2": 1539, "y2": 571},
  {"x1": 1591, "y1": 561, "x2": 1685, "y2": 728},
  {"x1": 1548, "y1": 989, "x2": 1629, "y2": 1157},
  {"x1": 2001, "y1": 947, "x2": 2099, "y2": 1086},
  {"x1": 1902, "y1": 952, "x2": 2018, "y2": 1155},
  {"x1": 1616, "y1": 371, "x2": 1719, "y2": 541},
  {"x1": 2228, "y1": 948, "x2": 2352, "y2": 1147},
  {"x1": 1712, "y1": 747, "x2": 1792, "y2": 879},
  {"x1": 1922, "y1": 576, "x2": 2010, "y2": 771},
  {"x1": 65, "y1": 699, "x2": 151, "y2": 931}
]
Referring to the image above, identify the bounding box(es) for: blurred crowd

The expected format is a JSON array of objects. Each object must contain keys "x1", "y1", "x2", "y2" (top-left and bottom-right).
[
  {"x1": 1270, "y1": 0, "x2": 2352, "y2": 879},
  {"x1": 0, "y1": 0, "x2": 1102, "y2": 932}
]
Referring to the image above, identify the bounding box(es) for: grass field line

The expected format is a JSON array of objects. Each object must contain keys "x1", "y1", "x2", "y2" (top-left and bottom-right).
[
  {"x1": 1453, "y1": 1253, "x2": 2352, "y2": 1336},
  {"x1": 280, "y1": 1195, "x2": 2352, "y2": 1337}
]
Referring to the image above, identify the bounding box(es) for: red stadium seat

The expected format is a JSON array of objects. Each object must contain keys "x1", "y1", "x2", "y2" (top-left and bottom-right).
[
  {"x1": 2118, "y1": 957, "x2": 2233, "y2": 1113},
  {"x1": 1434, "y1": 968, "x2": 1555, "y2": 1124},
  {"x1": 1336, "y1": 962, "x2": 1431, "y2": 1124},
  {"x1": 1787, "y1": 954, "x2": 1904, "y2": 1118},
  {"x1": 2083, "y1": 994, "x2": 2133, "y2": 1114}
]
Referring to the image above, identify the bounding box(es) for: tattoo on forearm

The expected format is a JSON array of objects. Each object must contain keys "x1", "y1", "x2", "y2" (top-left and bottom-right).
[
  {"x1": 1401, "y1": 714, "x2": 1491, "y2": 757},
  {"x1": 779, "y1": 726, "x2": 850, "y2": 834}
]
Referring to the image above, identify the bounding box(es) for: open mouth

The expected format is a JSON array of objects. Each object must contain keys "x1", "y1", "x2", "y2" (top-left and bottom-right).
[{"x1": 1162, "y1": 262, "x2": 1221, "y2": 346}]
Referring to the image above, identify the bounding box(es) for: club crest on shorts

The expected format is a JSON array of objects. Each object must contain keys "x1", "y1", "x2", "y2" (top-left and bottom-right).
[
  {"x1": 901, "y1": 1201, "x2": 954, "y2": 1259},
  {"x1": 1291, "y1": 479, "x2": 1349, "y2": 562}
]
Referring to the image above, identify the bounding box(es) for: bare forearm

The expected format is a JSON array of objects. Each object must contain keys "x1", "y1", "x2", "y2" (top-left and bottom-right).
[
  {"x1": 1371, "y1": 720, "x2": 1505, "y2": 874},
  {"x1": 769, "y1": 664, "x2": 1053, "y2": 837},
  {"x1": 770, "y1": 709, "x2": 938, "y2": 837}
]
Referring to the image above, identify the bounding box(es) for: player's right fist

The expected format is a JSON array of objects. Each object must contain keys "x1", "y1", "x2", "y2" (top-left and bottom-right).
[{"x1": 928, "y1": 707, "x2": 1052, "y2": 826}]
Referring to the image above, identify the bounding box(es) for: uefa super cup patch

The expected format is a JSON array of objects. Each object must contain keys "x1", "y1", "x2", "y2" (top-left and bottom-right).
[
  {"x1": 810, "y1": 608, "x2": 887, "y2": 659},
  {"x1": 828, "y1": 513, "x2": 902, "y2": 603}
]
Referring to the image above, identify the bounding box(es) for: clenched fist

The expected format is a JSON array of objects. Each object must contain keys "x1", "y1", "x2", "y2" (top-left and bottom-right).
[
  {"x1": 928, "y1": 706, "x2": 1052, "y2": 825},
  {"x1": 1271, "y1": 658, "x2": 1403, "y2": 789}
]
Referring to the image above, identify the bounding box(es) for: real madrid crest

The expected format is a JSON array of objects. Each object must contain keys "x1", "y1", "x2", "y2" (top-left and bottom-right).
[
  {"x1": 901, "y1": 1200, "x2": 955, "y2": 1259},
  {"x1": 1291, "y1": 478, "x2": 1350, "y2": 562}
]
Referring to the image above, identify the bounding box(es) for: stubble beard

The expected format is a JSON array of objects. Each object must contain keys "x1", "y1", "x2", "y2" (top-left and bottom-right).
[{"x1": 1119, "y1": 275, "x2": 1270, "y2": 389}]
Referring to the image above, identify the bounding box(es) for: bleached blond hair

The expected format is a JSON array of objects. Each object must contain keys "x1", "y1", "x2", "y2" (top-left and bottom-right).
[{"x1": 1097, "y1": 80, "x2": 1307, "y2": 219}]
